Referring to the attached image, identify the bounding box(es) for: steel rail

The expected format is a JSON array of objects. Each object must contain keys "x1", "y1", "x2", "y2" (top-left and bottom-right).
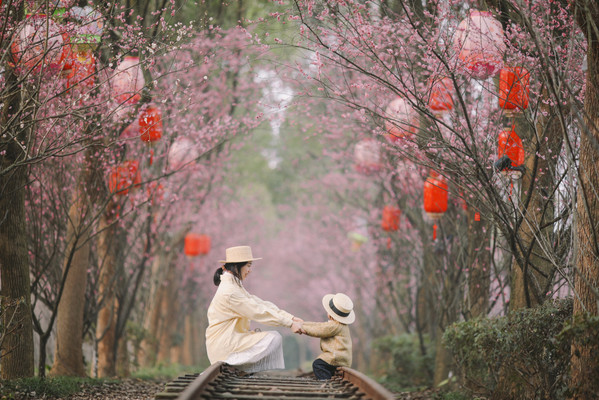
[{"x1": 154, "y1": 361, "x2": 395, "y2": 400}]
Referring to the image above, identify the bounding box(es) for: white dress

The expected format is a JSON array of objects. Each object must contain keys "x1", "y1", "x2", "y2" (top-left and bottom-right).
[{"x1": 224, "y1": 331, "x2": 284, "y2": 372}]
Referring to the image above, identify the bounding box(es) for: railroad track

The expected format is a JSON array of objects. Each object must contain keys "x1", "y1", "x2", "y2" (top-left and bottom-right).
[{"x1": 155, "y1": 361, "x2": 396, "y2": 400}]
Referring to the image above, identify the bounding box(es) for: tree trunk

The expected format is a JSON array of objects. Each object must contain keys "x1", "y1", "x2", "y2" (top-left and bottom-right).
[
  {"x1": 510, "y1": 110, "x2": 563, "y2": 310},
  {"x1": 571, "y1": 6, "x2": 599, "y2": 395},
  {"x1": 181, "y1": 313, "x2": 194, "y2": 366},
  {"x1": 138, "y1": 230, "x2": 189, "y2": 367},
  {"x1": 0, "y1": 166, "x2": 35, "y2": 379},
  {"x1": 0, "y1": 16, "x2": 35, "y2": 377},
  {"x1": 416, "y1": 232, "x2": 437, "y2": 338},
  {"x1": 433, "y1": 326, "x2": 452, "y2": 386},
  {"x1": 116, "y1": 336, "x2": 130, "y2": 377},
  {"x1": 50, "y1": 196, "x2": 90, "y2": 377},
  {"x1": 95, "y1": 201, "x2": 119, "y2": 377},
  {"x1": 467, "y1": 208, "x2": 491, "y2": 318},
  {"x1": 156, "y1": 261, "x2": 180, "y2": 364},
  {"x1": 138, "y1": 252, "x2": 166, "y2": 367}
]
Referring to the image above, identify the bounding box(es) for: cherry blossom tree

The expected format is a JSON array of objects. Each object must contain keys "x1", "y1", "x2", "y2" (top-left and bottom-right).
[
  {"x1": 237, "y1": 0, "x2": 594, "y2": 390},
  {"x1": 1, "y1": 0, "x2": 266, "y2": 379}
]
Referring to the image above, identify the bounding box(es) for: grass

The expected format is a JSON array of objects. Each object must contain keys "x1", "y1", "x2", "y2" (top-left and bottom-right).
[
  {"x1": 0, "y1": 376, "x2": 109, "y2": 398},
  {"x1": 0, "y1": 364, "x2": 207, "y2": 399},
  {"x1": 131, "y1": 363, "x2": 207, "y2": 380}
]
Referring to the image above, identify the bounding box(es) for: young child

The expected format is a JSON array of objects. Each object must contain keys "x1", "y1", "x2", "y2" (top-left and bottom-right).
[{"x1": 301, "y1": 292, "x2": 355, "y2": 380}]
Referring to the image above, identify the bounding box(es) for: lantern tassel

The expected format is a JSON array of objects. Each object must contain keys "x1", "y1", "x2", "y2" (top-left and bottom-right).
[
  {"x1": 150, "y1": 148, "x2": 154, "y2": 166},
  {"x1": 387, "y1": 237, "x2": 391, "y2": 249},
  {"x1": 433, "y1": 223, "x2": 437, "y2": 241},
  {"x1": 509, "y1": 180, "x2": 513, "y2": 202}
]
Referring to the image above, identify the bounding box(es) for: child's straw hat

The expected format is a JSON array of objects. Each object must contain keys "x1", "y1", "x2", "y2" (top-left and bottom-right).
[{"x1": 322, "y1": 293, "x2": 355, "y2": 324}]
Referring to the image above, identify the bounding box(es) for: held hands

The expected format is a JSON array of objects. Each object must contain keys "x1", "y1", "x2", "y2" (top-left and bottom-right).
[{"x1": 291, "y1": 317, "x2": 306, "y2": 335}]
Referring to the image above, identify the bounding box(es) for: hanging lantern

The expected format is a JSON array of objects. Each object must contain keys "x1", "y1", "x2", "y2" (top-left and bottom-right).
[
  {"x1": 113, "y1": 56, "x2": 145, "y2": 106},
  {"x1": 428, "y1": 77, "x2": 454, "y2": 113},
  {"x1": 69, "y1": 6, "x2": 104, "y2": 49},
  {"x1": 381, "y1": 206, "x2": 401, "y2": 232},
  {"x1": 384, "y1": 97, "x2": 419, "y2": 142},
  {"x1": 497, "y1": 127, "x2": 525, "y2": 179},
  {"x1": 498, "y1": 67, "x2": 530, "y2": 112},
  {"x1": 453, "y1": 10, "x2": 506, "y2": 80},
  {"x1": 354, "y1": 139, "x2": 381, "y2": 174},
  {"x1": 108, "y1": 160, "x2": 141, "y2": 196},
  {"x1": 10, "y1": 14, "x2": 71, "y2": 76},
  {"x1": 185, "y1": 234, "x2": 211, "y2": 256},
  {"x1": 423, "y1": 175, "x2": 448, "y2": 240},
  {"x1": 66, "y1": 48, "x2": 96, "y2": 92},
  {"x1": 348, "y1": 231, "x2": 368, "y2": 252},
  {"x1": 168, "y1": 136, "x2": 199, "y2": 170},
  {"x1": 198, "y1": 235, "x2": 211, "y2": 255},
  {"x1": 139, "y1": 106, "x2": 163, "y2": 143}
]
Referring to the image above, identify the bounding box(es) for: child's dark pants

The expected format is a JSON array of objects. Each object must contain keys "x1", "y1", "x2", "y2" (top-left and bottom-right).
[{"x1": 312, "y1": 358, "x2": 338, "y2": 380}]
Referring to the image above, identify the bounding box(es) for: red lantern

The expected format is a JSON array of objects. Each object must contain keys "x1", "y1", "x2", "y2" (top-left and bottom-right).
[
  {"x1": 113, "y1": 56, "x2": 144, "y2": 105},
  {"x1": 354, "y1": 139, "x2": 381, "y2": 174},
  {"x1": 453, "y1": 10, "x2": 506, "y2": 80},
  {"x1": 61, "y1": 37, "x2": 75, "y2": 77},
  {"x1": 66, "y1": 49, "x2": 96, "y2": 92},
  {"x1": 384, "y1": 97, "x2": 419, "y2": 142},
  {"x1": 498, "y1": 67, "x2": 530, "y2": 111},
  {"x1": 428, "y1": 77, "x2": 454, "y2": 113},
  {"x1": 11, "y1": 14, "x2": 71, "y2": 76},
  {"x1": 198, "y1": 235, "x2": 211, "y2": 255},
  {"x1": 424, "y1": 175, "x2": 448, "y2": 240},
  {"x1": 381, "y1": 206, "x2": 401, "y2": 232},
  {"x1": 139, "y1": 106, "x2": 163, "y2": 143},
  {"x1": 185, "y1": 234, "x2": 211, "y2": 256},
  {"x1": 108, "y1": 160, "x2": 141, "y2": 196},
  {"x1": 498, "y1": 127, "x2": 525, "y2": 178}
]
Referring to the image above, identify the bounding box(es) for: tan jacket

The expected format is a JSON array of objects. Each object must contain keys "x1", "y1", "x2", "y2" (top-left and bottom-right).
[
  {"x1": 302, "y1": 320, "x2": 352, "y2": 367},
  {"x1": 205, "y1": 272, "x2": 294, "y2": 364}
]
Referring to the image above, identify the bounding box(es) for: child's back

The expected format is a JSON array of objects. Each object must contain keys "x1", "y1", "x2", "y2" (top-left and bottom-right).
[
  {"x1": 301, "y1": 293, "x2": 355, "y2": 380},
  {"x1": 303, "y1": 319, "x2": 352, "y2": 367}
]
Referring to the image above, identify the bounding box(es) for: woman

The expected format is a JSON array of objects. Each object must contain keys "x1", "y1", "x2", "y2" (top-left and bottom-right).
[{"x1": 205, "y1": 245, "x2": 303, "y2": 373}]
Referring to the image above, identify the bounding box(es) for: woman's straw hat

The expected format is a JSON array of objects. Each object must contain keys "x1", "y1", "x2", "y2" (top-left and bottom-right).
[
  {"x1": 219, "y1": 246, "x2": 262, "y2": 263},
  {"x1": 322, "y1": 293, "x2": 355, "y2": 324}
]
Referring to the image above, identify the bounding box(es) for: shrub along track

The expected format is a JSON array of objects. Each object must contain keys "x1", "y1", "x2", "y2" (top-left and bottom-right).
[{"x1": 154, "y1": 361, "x2": 396, "y2": 400}]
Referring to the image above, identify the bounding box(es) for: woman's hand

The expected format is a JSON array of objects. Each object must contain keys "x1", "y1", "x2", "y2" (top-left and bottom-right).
[{"x1": 291, "y1": 320, "x2": 304, "y2": 334}]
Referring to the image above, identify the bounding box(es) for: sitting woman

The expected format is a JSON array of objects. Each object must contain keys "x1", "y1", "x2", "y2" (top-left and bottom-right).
[{"x1": 205, "y1": 245, "x2": 303, "y2": 373}]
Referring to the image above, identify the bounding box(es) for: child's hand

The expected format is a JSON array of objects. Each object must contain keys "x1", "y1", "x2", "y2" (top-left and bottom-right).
[{"x1": 291, "y1": 320, "x2": 303, "y2": 334}]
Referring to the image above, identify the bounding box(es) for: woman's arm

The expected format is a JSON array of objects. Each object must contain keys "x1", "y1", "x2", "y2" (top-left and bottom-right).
[{"x1": 228, "y1": 291, "x2": 294, "y2": 327}]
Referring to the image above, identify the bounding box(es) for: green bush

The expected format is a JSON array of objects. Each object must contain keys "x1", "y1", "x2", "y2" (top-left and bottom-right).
[
  {"x1": 443, "y1": 298, "x2": 573, "y2": 400},
  {"x1": 372, "y1": 333, "x2": 435, "y2": 391},
  {"x1": 558, "y1": 312, "x2": 599, "y2": 397}
]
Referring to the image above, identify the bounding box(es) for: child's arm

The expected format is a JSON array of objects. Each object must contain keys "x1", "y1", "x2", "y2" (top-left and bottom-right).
[{"x1": 302, "y1": 320, "x2": 343, "y2": 338}]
